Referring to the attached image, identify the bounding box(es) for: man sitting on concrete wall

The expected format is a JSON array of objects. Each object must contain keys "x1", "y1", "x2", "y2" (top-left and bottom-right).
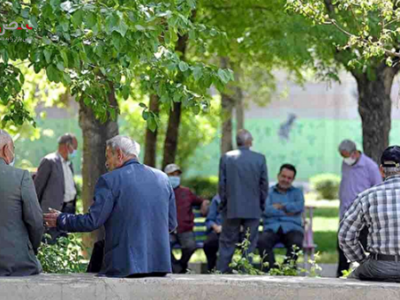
[
  {"x1": 44, "y1": 136, "x2": 177, "y2": 278},
  {"x1": 165, "y1": 164, "x2": 209, "y2": 273},
  {"x1": 258, "y1": 164, "x2": 305, "y2": 271},
  {"x1": 0, "y1": 129, "x2": 44, "y2": 276},
  {"x1": 339, "y1": 146, "x2": 400, "y2": 282}
]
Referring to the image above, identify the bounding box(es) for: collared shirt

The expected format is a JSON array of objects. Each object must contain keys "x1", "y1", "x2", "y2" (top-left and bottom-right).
[
  {"x1": 174, "y1": 186, "x2": 205, "y2": 233},
  {"x1": 339, "y1": 153, "x2": 382, "y2": 219},
  {"x1": 339, "y1": 175, "x2": 400, "y2": 262},
  {"x1": 262, "y1": 185, "x2": 304, "y2": 233},
  {"x1": 205, "y1": 194, "x2": 223, "y2": 233},
  {"x1": 57, "y1": 152, "x2": 76, "y2": 203}
]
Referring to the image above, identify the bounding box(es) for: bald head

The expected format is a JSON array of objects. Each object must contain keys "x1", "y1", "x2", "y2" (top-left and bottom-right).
[
  {"x1": 236, "y1": 129, "x2": 253, "y2": 147},
  {"x1": 0, "y1": 129, "x2": 15, "y2": 165}
]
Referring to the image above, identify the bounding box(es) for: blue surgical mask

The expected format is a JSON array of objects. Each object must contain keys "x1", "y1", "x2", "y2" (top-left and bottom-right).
[
  {"x1": 69, "y1": 149, "x2": 77, "y2": 159},
  {"x1": 169, "y1": 176, "x2": 180, "y2": 189}
]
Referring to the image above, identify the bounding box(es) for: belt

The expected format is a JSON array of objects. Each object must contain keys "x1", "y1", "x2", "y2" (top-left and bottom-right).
[{"x1": 371, "y1": 253, "x2": 400, "y2": 262}]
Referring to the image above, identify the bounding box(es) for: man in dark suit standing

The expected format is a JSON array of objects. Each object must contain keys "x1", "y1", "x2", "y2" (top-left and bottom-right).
[
  {"x1": 217, "y1": 129, "x2": 268, "y2": 273},
  {"x1": 34, "y1": 133, "x2": 78, "y2": 243},
  {"x1": 0, "y1": 129, "x2": 43, "y2": 276}
]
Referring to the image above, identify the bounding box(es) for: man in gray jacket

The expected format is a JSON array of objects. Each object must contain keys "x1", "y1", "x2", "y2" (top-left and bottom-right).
[
  {"x1": 217, "y1": 129, "x2": 268, "y2": 273},
  {"x1": 34, "y1": 133, "x2": 78, "y2": 243},
  {"x1": 0, "y1": 129, "x2": 44, "y2": 276}
]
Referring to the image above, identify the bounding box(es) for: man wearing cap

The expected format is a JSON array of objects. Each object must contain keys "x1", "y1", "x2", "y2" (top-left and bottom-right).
[
  {"x1": 337, "y1": 139, "x2": 382, "y2": 277},
  {"x1": 339, "y1": 146, "x2": 400, "y2": 281},
  {"x1": 164, "y1": 163, "x2": 209, "y2": 273}
]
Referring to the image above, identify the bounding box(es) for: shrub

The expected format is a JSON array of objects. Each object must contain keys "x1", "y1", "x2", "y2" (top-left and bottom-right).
[
  {"x1": 37, "y1": 233, "x2": 86, "y2": 273},
  {"x1": 310, "y1": 173, "x2": 341, "y2": 200},
  {"x1": 181, "y1": 176, "x2": 218, "y2": 199}
]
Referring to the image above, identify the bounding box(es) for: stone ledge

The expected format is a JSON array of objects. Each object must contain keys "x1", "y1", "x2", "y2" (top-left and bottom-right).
[{"x1": 0, "y1": 274, "x2": 399, "y2": 300}]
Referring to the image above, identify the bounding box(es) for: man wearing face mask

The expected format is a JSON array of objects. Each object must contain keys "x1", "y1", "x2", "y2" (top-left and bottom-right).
[
  {"x1": 164, "y1": 164, "x2": 209, "y2": 273},
  {"x1": 337, "y1": 139, "x2": 382, "y2": 277},
  {"x1": 0, "y1": 129, "x2": 44, "y2": 276},
  {"x1": 34, "y1": 133, "x2": 78, "y2": 244},
  {"x1": 44, "y1": 136, "x2": 177, "y2": 278}
]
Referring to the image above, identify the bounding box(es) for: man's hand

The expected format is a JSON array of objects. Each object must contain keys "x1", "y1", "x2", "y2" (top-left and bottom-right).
[
  {"x1": 272, "y1": 203, "x2": 284, "y2": 210},
  {"x1": 200, "y1": 200, "x2": 210, "y2": 216},
  {"x1": 213, "y1": 225, "x2": 222, "y2": 234},
  {"x1": 43, "y1": 208, "x2": 61, "y2": 228}
]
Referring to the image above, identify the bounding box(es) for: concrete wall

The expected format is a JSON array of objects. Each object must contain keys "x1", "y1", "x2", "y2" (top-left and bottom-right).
[{"x1": 1, "y1": 274, "x2": 400, "y2": 300}]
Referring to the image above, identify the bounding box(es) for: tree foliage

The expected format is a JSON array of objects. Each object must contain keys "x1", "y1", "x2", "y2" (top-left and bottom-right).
[
  {"x1": 0, "y1": 0, "x2": 232, "y2": 129},
  {"x1": 287, "y1": 0, "x2": 400, "y2": 66}
]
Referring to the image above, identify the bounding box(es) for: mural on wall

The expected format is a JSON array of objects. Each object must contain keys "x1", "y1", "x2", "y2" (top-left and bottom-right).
[{"x1": 278, "y1": 113, "x2": 297, "y2": 141}]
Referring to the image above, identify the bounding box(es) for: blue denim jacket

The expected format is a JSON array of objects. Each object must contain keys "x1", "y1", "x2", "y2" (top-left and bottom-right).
[
  {"x1": 205, "y1": 195, "x2": 223, "y2": 233},
  {"x1": 263, "y1": 185, "x2": 304, "y2": 233}
]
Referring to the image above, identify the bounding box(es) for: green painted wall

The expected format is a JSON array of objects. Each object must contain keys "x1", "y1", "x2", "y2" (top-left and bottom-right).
[{"x1": 14, "y1": 117, "x2": 400, "y2": 181}]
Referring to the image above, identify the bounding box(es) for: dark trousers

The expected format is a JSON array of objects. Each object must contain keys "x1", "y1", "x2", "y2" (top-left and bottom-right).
[
  {"x1": 203, "y1": 231, "x2": 220, "y2": 272},
  {"x1": 87, "y1": 240, "x2": 105, "y2": 273},
  {"x1": 170, "y1": 231, "x2": 197, "y2": 273},
  {"x1": 217, "y1": 218, "x2": 259, "y2": 274},
  {"x1": 258, "y1": 228, "x2": 303, "y2": 270},
  {"x1": 337, "y1": 226, "x2": 368, "y2": 277}
]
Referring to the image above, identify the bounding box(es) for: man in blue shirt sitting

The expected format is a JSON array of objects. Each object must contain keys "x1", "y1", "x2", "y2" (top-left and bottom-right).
[
  {"x1": 258, "y1": 164, "x2": 304, "y2": 270},
  {"x1": 203, "y1": 194, "x2": 223, "y2": 272}
]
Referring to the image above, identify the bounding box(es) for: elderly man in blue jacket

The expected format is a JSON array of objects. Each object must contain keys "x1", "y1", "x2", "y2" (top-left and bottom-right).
[
  {"x1": 258, "y1": 164, "x2": 304, "y2": 271},
  {"x1": 44, "y1": 135, "x2": 177, "y2": 278}
]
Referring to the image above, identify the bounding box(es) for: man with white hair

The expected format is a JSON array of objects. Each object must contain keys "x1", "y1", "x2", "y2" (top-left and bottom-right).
[
  {"x1": 337, "y1": 139, "x2": 382, "y2": 277},
  {"x1": 339, "y1": 146, "x2": 400, "y2": 281},
  {"x1": 217, "y1": 129, "x2": 268, "y2": 273},
  {"x1": 0, "y1": 129, "x2": 43, "y2": 276},
  {"x1": 44, "y1": 135, "x2": 177, "y2": 278}
]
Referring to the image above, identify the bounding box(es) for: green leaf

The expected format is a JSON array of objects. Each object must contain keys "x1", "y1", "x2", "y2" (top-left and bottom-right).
[
  {"x1": 193, "y1": 66, "x2": 203, "y2": 81},
  {"x1": 60, "y1": 50, "x2": 69, "y2": 66},
  {"x1": 116, "y1": 20, "x2": 128, "y2": 37},
  {"x1": 139, "y1": 103, "x2": 147, "y2": 108},
  {"x1": 22, "y1": 8, "x2": 30, "y2": 19},
  {"x1": 218, "y1": 69, "x2": 231, "y2": 84},
  {"x1": 62, "y1": 72, "x2": 71, "y2": 85},
  {"x1": 148, "y1": 116, "x2": 157, "y2": 132},
  {"x1": 46, "y1": 64, "x2": 60, "y2": 83},
  {"x1": 71, "y1": 10, "x2": 84, "y2": 28},
  {"x1": 60, "y1": 17, "x2": 69, "y2": 32},
  {"x1": 179, "y1": 61, "x2": 189, "y2": 72},
  {"x1": 56, "y1": 62, "x2": 65, "y2": 71},
  {"x1": 135, "y1": 25, "x2": 146, "y2": 31},
  {"x1": 142, "y1": 110, "x2": 150, "y2": 120},
  {"x1": 121, "y1": 85, "x2": 130, "y2": 100},
  {"x1": 44, "y1": 49, "x2": 52, "y2": 64},
  {"x1": 50, "y1": 0, "x2": 61, "y2": 10},
  {"x1": 85, "y1": 12, "x2": 97, "y2": 28}
]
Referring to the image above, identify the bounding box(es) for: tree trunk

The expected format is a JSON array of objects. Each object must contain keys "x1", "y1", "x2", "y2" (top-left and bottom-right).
[
  {"x1": 220, "y1": 57, "x2": 235, "y2": 155},
  {"x1": 144, "y1": 95, "x2": 160, "y2": 167},
  {"x1": 78, "y1": 86, "x2": 119, "y2": 253},
  {"x1": 162, "y1": 101, "x2": 182, "y2": 170},
  {"x1": 235, "y1": 70, "x2": 245, "y2": 131},
  {"x1": 162, "y1": 34, "x2": 188, "y2": 170},
  {"x1": 353, "y1": 63, "x2": 399, "y2": 163}
]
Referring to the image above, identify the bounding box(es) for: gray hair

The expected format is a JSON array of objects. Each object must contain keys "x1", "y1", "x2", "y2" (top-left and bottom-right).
[
  {"x1": 0, "y1": 129, "x2": 12, "y2": 148},
  {"x1": 382, "y1": 166, "x2": 400, "y2": 177},
  {"x1": 106, "y1": 135, "x2": 140, "y2": 157},
  {"x1": 338, "y1": 139, "x2": 357, "y2": 153},
  {"x1": 58, "y1": 133, "x2": 75, "y2": 145},
  {"x1": 236, "y1": 129, "x2": 253, "y2": 147}
]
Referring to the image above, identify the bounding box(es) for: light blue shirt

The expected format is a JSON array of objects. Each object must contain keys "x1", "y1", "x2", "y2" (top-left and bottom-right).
[{"x1": 263, "y1": 185, "x2": 304, "y2": 233}]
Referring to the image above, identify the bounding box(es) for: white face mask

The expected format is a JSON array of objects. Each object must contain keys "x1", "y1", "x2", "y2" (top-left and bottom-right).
[{"x1": 344, "y1": 157, "x2": 356, "y2": 166}]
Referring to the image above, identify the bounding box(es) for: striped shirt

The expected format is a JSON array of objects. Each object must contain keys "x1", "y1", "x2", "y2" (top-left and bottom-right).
[{"x1": 339, "y1": 175, "x2": 400, "y2": 262}]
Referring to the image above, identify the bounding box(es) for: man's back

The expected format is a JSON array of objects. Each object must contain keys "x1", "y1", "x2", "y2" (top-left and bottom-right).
[
  {"x1": 219, "y1": 147, "x2": 268, "y2": 219},
  {"x1": 0, "y1": 160, "x2": 44, "y2": 276},
  {"x1": 59, "y1": 159, "x2": 177, "y2": 277}
]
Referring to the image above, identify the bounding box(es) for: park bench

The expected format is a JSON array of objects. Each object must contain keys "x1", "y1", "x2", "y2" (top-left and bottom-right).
[{"x1": 172, "y1": 206, "x2": 317, "y2": 265}]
